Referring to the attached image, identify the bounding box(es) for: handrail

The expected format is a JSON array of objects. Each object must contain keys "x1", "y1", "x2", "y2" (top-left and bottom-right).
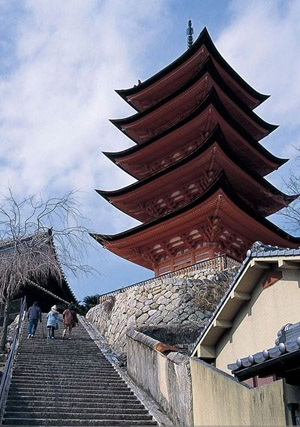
[
  {"x1": 98, "y1": 254, "x2": 241, "y2": 303},
  {"x1": 0, "y1": 297, "x2": 27, "y2": 420}
]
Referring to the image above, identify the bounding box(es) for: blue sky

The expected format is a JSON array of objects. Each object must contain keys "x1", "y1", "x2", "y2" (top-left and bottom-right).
[{"x1": 0, "y1": 0, "x2": 299, "y2": 301}]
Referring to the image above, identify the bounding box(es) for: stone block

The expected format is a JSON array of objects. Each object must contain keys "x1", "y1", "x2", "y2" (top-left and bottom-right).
[
  {"x1": 148, "y1": 309, "x2": 158, "y2": 317},
  {"x1": 136, "y1": 313, "x2": 149, "y2": 325},
  {"x1": 135, "y1": 309, "x2": 142, "y2": 318},
  {"x1": 148, "y1": 313, "x2": 163, "y2": 325},
  {"x1": 170, "y1": 293, "x2": 179, "y2": 300},
  {"x1": 157, "y1": 296, "x2": 168, "y2": 305}
]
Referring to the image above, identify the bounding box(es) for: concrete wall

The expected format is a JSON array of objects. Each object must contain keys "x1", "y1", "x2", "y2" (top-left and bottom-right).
[
  {"x1": 87, "y1": 268, "x2": 236, "y2": 356},
  {"x1": 216, "y1": 268, "x2": 300, "y2": 372},
  {"x1": 190, "y1": 358, "x2": 287, "y2": 426},
  {"x1": 127, "y1": 329, "x2": 193, "y2": 427},
  {"x1": 126, "y1": 329, "x2": 288, "y2": 426}
]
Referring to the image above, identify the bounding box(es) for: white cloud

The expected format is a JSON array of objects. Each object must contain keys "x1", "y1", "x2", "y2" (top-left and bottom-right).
[
  {"x1": 216, "y1": 0, "x2": 300, "y2": 157},
  {"x1": 0, "y1": 0, "x2": 168, "y2": 233}
]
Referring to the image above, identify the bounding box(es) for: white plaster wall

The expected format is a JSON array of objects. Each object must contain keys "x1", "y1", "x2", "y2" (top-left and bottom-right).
[{"x1": 216, "y1": 269, "x2": 300, "y2": 372}]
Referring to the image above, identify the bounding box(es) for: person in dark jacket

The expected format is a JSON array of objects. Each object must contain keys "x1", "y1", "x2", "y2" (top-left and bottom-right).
[
  {"x1": 27, "y1": 301, "x2": 42, "y2": 338},
  {"x1": 62, "y1": 304, "x2": 78, "y2": 340}
]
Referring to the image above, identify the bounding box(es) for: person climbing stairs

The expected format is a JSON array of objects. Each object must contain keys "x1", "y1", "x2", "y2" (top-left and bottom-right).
[{"x1": 1, "y1": 314, "x2": 158, "y2": 426}]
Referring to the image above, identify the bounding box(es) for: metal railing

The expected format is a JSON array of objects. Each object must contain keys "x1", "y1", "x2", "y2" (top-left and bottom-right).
[
  {"x1": 0, "y1": 297, "x2": 26, "y2": 420},
  {"x1": 98, "y1": 254, "x2": 241, "y2": 303}
]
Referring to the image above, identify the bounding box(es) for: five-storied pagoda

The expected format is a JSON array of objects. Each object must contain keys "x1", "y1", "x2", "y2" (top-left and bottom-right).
[{"x1": 92, "y1": 23, "x2": 299, "y2": 276}]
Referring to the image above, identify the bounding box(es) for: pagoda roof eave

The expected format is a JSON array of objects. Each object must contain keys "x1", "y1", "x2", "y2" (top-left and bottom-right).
[
  {"x1": 110, "y1": 87, "x2": 278, "y2": 144},
  {"x1": 92, "y1": 171, "x2": 300, "y2": 246},
  {"x1": 102, "y1": 151, "x2": 138, "y2": 180},
  {"x1": 96, "y1": 126, "x2": 297, "y2": 210},
  {"x1": 110, "y1": 57, "x2": 277, "y2": 135},
  {"x1": 115, "y1": 27, "x2": 269, "y2": 107},
  {"x1": 104, "y1": 90, "x2": 287, "y2": 173}
]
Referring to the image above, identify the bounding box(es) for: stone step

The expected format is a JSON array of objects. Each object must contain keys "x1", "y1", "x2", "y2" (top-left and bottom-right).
[
  {"x1": 4, "y1": 413, "x2": 153, "y2": 421},
  {"x1": 11, "y1": 373, "x2": 123, "y2": 380},
  {"x1": 6, "y1": 395, "x2": 139, "y2": 404},
  {"x1": 9, "y1": 386, "x2": 132, "y2": 394},
  {"x1": 16, "y1": 357, "x2": 109, "y2": 362},
  {"x1": 2, "y1": 418, "x2": 157, "y2": 426},
  {"x1": 4, "y1": 407, "x2": 152, "y2": 420},
  {"x1": 11, "y1": 373, "x2": 121, "y2": 381},
  {"x1": 14, "y1": 365, "x2": 113, "y2": 371},
  {"x1": 1, "y1": 315, "x2": 158, "y2": 426},
  {"x1": 11, "y1": 377, "x2": 123, "y2": 384},
  {"x1": 10, "y1": 382, "x2": 126, "y2": 389},
  {"x1": 6, "y1": 401, "x2": 144, "y2": 410},
  {"x1": 8, "y1": 390, "x2": 134, "y2": 399},
  {"x1": 14, "y1": 365, "x2": 114, "y2": 371},
  {"x1": 12, "y1": 370, "x2": 118, "y2": 376}
]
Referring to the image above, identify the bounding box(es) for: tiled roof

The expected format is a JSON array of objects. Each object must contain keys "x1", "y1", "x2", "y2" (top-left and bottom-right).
[
  {"x1": 228, "y1": 321, "x2": 300, "y2": 374},
  {"x1": 191, "y1": 241, "x2": 300, "y2": 355}
]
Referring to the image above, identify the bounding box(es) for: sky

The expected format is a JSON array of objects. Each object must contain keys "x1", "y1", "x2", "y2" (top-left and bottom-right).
[{"x1": 0, "y1": 0, "x2": 299, "y2": 302}]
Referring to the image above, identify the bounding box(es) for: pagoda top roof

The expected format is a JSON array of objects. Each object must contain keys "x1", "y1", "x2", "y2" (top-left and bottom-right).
[
  {"x1": 104, "y1": 90, "x2": 287, "y2": 177},
  {"x1": 116, "y1": 27, "x2": 269, "y2": 110},
  {"x1": 93, "y1": 172, "x2": 300, "y2": 247},
  {"x1": 97, "y1": 126, "x2": 297, "y2": 219},
  {"x1": 110, "y1": 55, "x2": 277, "y2": 142}
]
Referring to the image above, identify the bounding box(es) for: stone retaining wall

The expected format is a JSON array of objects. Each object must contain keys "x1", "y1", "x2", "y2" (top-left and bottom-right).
[{"x1": 86, "y1": 267, "x2": 238, "y2": 357}]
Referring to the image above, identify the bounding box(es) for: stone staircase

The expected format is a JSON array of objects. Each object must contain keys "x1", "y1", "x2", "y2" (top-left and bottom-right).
[{"x1": 1, "y1": 314, "x2": 158, "y2": 426}]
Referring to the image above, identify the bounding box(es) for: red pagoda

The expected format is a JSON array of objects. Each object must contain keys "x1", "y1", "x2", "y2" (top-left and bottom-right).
[{"x1": 93, "y1": 25, "x2": 299, "y2": 276}]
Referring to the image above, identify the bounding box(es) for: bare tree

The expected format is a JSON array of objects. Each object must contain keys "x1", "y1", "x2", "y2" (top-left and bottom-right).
[{"x1": 0, "y1": 189, "x2": 96, "y2": 350}]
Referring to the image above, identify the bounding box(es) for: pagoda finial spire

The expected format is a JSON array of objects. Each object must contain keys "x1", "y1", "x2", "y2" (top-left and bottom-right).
[{"x1": 186, "y1": 19, "x2": 194, "y2": 49}]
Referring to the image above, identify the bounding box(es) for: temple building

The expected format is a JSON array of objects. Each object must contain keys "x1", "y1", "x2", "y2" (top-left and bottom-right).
[
  {"x1": 0, "y1": 231, "x2": 76, "y2": 311},
  {"x1": 93, "y1": 26, "x2": 300, "y2": 276}
]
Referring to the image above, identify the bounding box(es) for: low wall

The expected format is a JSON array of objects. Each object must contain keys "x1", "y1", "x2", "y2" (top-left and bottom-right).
[
  {"x1": 86, "y1": 267, "x2": 237, "y2": 356},
  {"x1": 127, "y1": 329, "x2": 193, "y2": 427},
  {"x1": 190, "y1": 358, "x2": 287, "y2": 426},
  {"x1": 127, "y1": 329, "x2": 288, "y2": 426}
]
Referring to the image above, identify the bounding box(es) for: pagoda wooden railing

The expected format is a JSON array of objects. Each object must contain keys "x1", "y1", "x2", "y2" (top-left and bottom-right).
[{"x1": 98, "y1": 254, "x2": 240, "y2": 303}]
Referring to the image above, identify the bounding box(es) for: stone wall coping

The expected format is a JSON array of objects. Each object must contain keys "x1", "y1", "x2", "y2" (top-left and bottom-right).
[
  {"x1": 167, "y1": 351, "x2": 189, "y2": 365},
  {"x1": 127, "y1": 328, "x2": 160, "y2": 350},
  {"x1": 127, "y1": 328, "x2": 190, "y2": 365},
  {"x1": 99, "y1": 254, "x2": 240, "y2": 302}
]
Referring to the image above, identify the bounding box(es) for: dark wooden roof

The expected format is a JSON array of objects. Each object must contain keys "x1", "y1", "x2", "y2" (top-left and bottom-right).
[
  {"x1": 97, "y1": 126, "x2": 297, "y2": 220},
  {"x1": 111, "y1": 56, "x2": 277, "y2": 142},
  {"x1": 116, "y1": 27, "x2": 268, "y2": 110},
  {"x1": 103, "y1": 90, "x2": 287, "y2": 178},
  {"x1": 110, "y1": 86, "x2": 277, "y2": 145},
  {"x1": 93, "y1": 172, "x2": 300, "y2": 246}
]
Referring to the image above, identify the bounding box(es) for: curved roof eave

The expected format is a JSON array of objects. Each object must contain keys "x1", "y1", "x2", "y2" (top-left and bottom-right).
[
  {"x1": 104, "y1": 89, "x2": 288, "y2": 170},
  {"x1": 115, "y1": 27, "x2": 269, "y2": 106},
  {"x1": 111, "y1": 57, "x2": 277, "y2": 133},
  {"x1": 91, "y1": 171, "x2": 300, "y2": 245},
  {"x1": 95, "y1": 125, "x2": 295, "y2": 207},
  {"x1": 110, "y1": 84, "x2": 277, "y2": 139}
]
